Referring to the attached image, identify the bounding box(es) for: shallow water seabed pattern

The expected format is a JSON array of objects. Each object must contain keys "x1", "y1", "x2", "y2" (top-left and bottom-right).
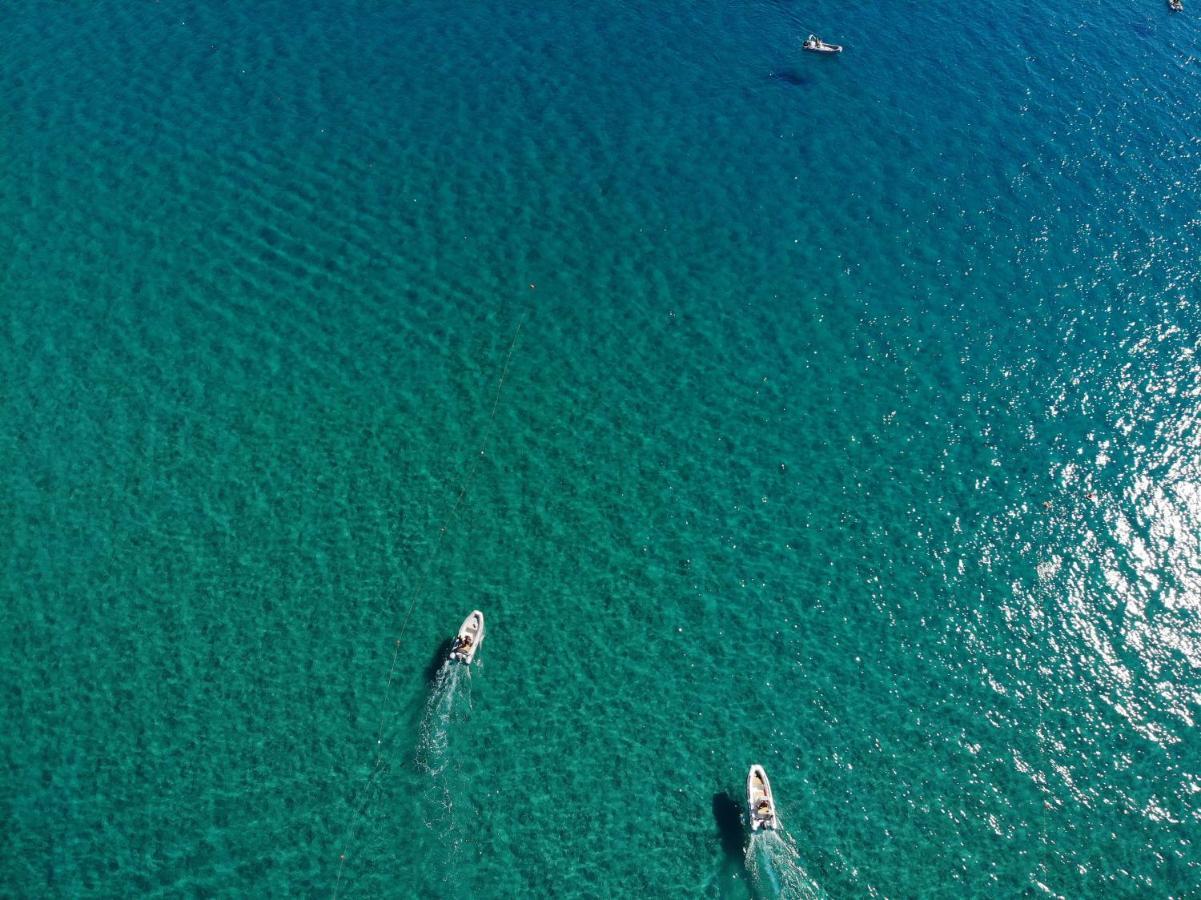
[{"x1": 2, "y1": 0, "x2": 1200, "y2": 896}]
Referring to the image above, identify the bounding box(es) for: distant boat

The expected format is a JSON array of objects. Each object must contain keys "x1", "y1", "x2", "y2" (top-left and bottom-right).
[
  {"x1": 449, "y1": 610, "x2": 485, "y2": 664},
  {"x1": 803, "y1": 34, "x2": 843, "y2": 54},
  {"x1": 1168, "y1": 0, "x2": 1182, "y2": 11},
  {"x1": 747, "y1": 765, "x2": 779, "y2": 831}
]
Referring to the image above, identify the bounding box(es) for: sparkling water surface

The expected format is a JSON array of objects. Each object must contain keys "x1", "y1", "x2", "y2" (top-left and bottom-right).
[{"x1": 3, "y1": 1, "x2": 1200, "y2": 896}]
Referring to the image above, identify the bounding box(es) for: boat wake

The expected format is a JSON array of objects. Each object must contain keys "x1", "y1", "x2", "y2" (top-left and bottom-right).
[
  {"x1": 415, "y1": 660, "x2": 479, "y2": 843},
  {"x1": 746, "y1": 829, "x2": 827, "y2": 900},
  {"x1": 416, "y1": 661, "x2": 473, "y2": 778}
]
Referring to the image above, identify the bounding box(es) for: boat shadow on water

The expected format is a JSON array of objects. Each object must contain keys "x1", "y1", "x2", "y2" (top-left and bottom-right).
[
  {"x1": 424, "y1": 637, "x2": 454, "y2": 683},
  {"x1": 767, "y1": 68, "x2": 810, "y2": 87},
  {"x1": 711, "y1": 792, "x2": 746, "y2": 861}
]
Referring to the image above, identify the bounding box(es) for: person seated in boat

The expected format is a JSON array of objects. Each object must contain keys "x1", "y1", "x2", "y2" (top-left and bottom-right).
[{"x1": 757, "y1": 800, "x2": 772, "y2": 816}]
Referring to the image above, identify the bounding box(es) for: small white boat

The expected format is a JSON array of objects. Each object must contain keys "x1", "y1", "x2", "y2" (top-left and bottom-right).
[
  {"x1": 1169, "y1": 0, "x2": 1183, "y2": 11},
  {"x1": 803, "y1": 34, "x2": 843, "y2": 54},
  {"x1": 747, "y1": 765, "x2": 779, "y2": 831},
  {"x1": 449, "y1": 610, "x2": 485, "y2": 664}
]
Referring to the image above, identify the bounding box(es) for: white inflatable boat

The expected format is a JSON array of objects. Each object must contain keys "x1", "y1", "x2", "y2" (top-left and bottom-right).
[
  {"x1": 803, "y1": 34, "x2": 843, "y2": 53},
  {"x1": 747, "y1": 764, "x2": 779, "y2": 831},
  {"x1": 449, "y1": 610, "x2": 485, "y2": 664}
]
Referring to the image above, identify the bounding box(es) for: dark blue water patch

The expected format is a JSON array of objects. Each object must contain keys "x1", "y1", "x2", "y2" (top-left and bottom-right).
[
  {"x1": 768, "y1": 68, "x2": 809, "y2": 87},
  {"x1": 424, "y1": 637, "x2": 453, "y2": 683},
  {"x1": 712, "y1": 791, "x2": 746, "y2": 860}
]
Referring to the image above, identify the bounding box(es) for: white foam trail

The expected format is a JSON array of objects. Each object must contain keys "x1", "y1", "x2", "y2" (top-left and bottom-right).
[
  {"x1": 416, "y1": 661, "x2": 471, "y2": 778},
  {"x1": 746, "y1": 828, "x2": 827, "y2": 900}
]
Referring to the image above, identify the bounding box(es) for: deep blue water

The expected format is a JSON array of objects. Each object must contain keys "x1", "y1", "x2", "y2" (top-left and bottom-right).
[{"x1": 3, "y1": 1, "x2": 1200, "y2": 896}]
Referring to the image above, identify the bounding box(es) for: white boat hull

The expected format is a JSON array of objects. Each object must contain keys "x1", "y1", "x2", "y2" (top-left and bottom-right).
[
  {"x1": 803, "y1": 36, "x2": 843, "y2": 53},
  {"x1": 747, "y1": 764, "x2": 779, "y2": 831},
  {"x1": 449, "y1": 610, "x2": 485, "y2": 664}
]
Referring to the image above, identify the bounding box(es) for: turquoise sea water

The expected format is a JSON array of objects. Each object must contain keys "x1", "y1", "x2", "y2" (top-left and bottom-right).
[{"x1": 3, "y1": 0, "x2": 1200, "y2": 896}]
